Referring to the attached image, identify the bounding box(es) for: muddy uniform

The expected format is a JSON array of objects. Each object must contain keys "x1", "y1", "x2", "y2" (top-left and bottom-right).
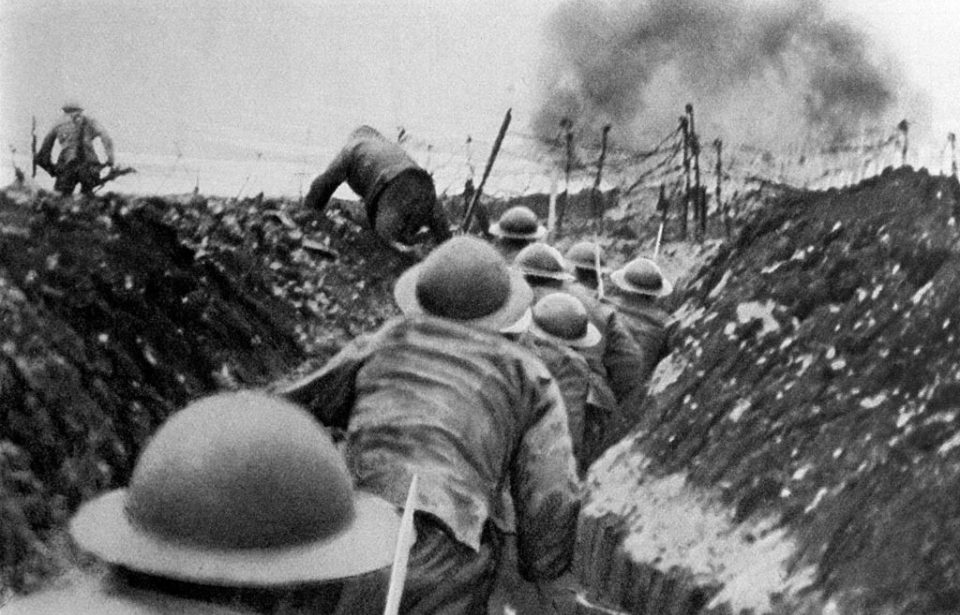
[
  {"x1": 285, "y1": 315, "x2": 581, "y2": 615},
  {"x1": 562, "y1": 283, "x2": 646, "y2": 403},
  {"x1": 510, "y1": 332, "x2": 613, "y2": 476},
  {"x1": 603, "y1": 294, "x2": 670, "y2": 385},
  {"x1": 561, "y1": 282, "x2": 648, "y2": 462},
  {"x1": 37, "y1": 113, "x2": 115, "y2": 195},
  {"x1": 304, "y1": 126, "x2": 452, "y2": 246}
]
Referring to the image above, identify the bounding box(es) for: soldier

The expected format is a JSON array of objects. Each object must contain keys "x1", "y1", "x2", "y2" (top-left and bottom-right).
[
  {"x1": 488, "y1": 205, "x2": 547, "y2": 263},
  {"x1": 512, "y1": 242, "x2": 574, "y2": 303},
  {"x1": 523, "y1": 292, "x2": 605, "y2": 474},
  {"x1": 280, "y1": 236, "x2": 581, "y2": 615},
  {"x1": 564, "y1": 240, "x2": 607, "y2": 291},
  {"x1": 513, "y1": 242, "x2": 642, "y2": 466},
  {"x1": 304, "y1": 125, "x2": 452, "y2": 252},
  {"x1": 4, "y1": 391, "x2": 402, "y2": 615},
  {"x1": 35, "y1": 100, "x2": 115, "y2": 195},
  {"x1": 607, "y1": 257, "x2": 674, "y2": 384}
]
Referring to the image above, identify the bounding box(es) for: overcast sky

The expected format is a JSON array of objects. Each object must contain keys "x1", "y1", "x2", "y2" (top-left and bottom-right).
[{"x1": 2, "y1": 0, "x2": 959, "y2": 165}]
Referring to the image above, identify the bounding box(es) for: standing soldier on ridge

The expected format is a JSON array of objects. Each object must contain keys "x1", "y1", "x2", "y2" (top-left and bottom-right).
[{"x1": 35, "y1": 100, "x2": 115, "y2": 196}]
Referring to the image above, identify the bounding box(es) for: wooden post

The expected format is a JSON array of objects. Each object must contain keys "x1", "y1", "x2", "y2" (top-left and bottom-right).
[
  {"x1": 715, "y1": 138, "x2": 729, "y2": 238},
  {"x1": 594, "y1": 125, "x2": 611, "y2": 190},
  {"x1": 655, "y1": 183, "x2": 668, "y2": 258},
  {"x1": 686, "y1": 104, "x2": 704, "y2": 241},
  {"x1": 679, "y1": 115, "x2": 690, "y2": 241},
  {"x1": 548, "y1": 169, "x2": 559, "y2": 234},
  {"x1": 31, "y1": 116, "x2": 38, "y2": 178},
  {"x1": 949, "y1": 132, "x2": 957, "y2": 178},
  {"x1": 557, "y1": 118, "x2": 574, "y2": 235},
  {"x1": 592, "y1": 125, "x2": 612, "y2": 232},
  {"x1": 898, "y1": 119, "x2": 910, "y2": 167},
  {"x1": 460, "y1": 108, "x2": 512, "y2": 234}
]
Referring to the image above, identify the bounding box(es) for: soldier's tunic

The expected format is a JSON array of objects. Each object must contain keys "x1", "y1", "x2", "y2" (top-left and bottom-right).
[
  {"x1": 603, "y1": 293, "x2": 670, "y2": 385},
  {"x1": 561, "y1": 282, "x2": 646, "y2": 405},
  {"x1": 304, "y1": 126, "x2": 452, "y2": 246},
  {"x1": 554, "y1": 282, "x2": 652, "y2": 467},
  {"x1": 285, "y1": 315, "x2": 581, "y2": 615}
]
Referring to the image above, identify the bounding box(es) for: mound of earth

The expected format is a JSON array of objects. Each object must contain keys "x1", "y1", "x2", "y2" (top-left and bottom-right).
[
  {"x1": 0, "y1": 184, "x2": 415, "y2": 593},
  {"x1": 576, "y1": 166, "x2": 960, "y2": 614}
]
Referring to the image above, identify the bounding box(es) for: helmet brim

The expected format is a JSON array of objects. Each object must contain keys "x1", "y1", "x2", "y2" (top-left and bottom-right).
[
  {"x1": 610, "y1": 269, "x2": 674, "y2": 298},
  {"x1": 528, "y1": 320, "x2": 601, "y2": 349},
  {"x1": 71, "y1": 489, "x2": 401, "y2": 587},
  {"x1": 394, "y1": 264, "x2": 533, "y2": 332},
  {"x1": 488, "y1": 223, "x2": 548, "y2": 241}
]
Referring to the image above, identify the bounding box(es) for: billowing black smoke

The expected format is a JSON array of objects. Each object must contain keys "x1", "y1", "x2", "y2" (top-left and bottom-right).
[{"x1": 532, "y1": 0, "x2": 909, "y2": 148}]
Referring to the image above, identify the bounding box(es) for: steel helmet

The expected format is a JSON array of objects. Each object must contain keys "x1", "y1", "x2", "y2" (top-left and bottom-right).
[
  {"x1": 70, "y1": 390, "x2": 400, "y2": 586},
  {"x1": 529, "y1": 292, "x2": 601, "y2": 348},
  {"x1": 611, "y1": 257, "x2": 674, "y2": 297},
  {"x1": 514, "y1": 243, "x2": 574, "y2": 281},
  {"x1": 489, "y1": 206, "x2": 547, "y2": 240}
]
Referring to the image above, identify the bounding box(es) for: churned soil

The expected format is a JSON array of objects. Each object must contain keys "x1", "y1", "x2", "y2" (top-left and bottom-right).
[
  {"x1": 581, "y1": 166, "x2": 960, "y2": 614},
  {"x1": 0, "y1": 182, "x2": 413, "y2": 594}
]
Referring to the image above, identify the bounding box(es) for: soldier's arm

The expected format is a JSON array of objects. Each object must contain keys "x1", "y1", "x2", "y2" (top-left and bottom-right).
[
  {"x1": 511, "y1": 374, "x2": 582, "y2": 581},
  {"x1": 304, "y1": 148, "x2": 351, "y2": 212},
  {"x1": 273, "y1": 335, "x2": 374, "y2": 429},
  {"x1": 88, "y1": 118, "x2": 115, "y2": 165},
  {"x1": 603, "y1": 311, "x2": 649, "y2": 403}
]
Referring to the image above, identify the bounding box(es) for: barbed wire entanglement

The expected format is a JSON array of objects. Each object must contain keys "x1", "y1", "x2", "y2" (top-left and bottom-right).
[
  {"x1": 9, "y1": 104, "x2": 954, "y2": 248},
  {"x1": 392, "y1": 104, "x2": 946, "y2": 247}
]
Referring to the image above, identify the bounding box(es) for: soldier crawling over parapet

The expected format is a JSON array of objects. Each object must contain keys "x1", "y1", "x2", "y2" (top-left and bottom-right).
[
  {"x1": 303, "y1": 125, "x2": 453, "y2": 254},
  {"x1": 34, "y1": 101, "x2": 133, "y2": 195}
]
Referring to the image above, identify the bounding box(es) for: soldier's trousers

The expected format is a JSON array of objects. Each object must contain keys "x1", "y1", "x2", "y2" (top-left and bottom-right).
[
  {"x1": 374, "y1": 173, "x2": 452, "y2": 247},
  {"x1": 400, "y1": 512, "x2": 503, "y2": 615},
  {"x1": 54, "y1": 160, "x2": 101, "y2": 195}
]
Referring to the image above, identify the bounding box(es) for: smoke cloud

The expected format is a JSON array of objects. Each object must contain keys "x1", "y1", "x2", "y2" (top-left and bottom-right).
[{"x1": 532, "y1": 0, "x2": 914, "y2": 149}]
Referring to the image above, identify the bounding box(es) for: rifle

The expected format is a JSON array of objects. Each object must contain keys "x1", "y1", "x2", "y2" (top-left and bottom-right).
[
  {"x1": 460, "y1": 108, "x2": 512, "y2": 234},
  {"x1": 91, "y1": 164, "x2": 137, "y2": 193}
]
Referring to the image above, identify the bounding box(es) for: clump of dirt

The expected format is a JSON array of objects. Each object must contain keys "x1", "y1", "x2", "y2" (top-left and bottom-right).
[{"x1": 584, "y1": 166, "x2": 960, "y2": 614}]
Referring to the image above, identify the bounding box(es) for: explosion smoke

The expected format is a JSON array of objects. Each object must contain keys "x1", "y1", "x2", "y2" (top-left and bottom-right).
[{"x1": 532, "y1": 0, "x2": 909, "y2": 149}]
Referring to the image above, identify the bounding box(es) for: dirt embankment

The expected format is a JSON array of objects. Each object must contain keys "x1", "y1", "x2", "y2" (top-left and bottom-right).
[
  {"x1": 0, "y1": 185, "x2": 416, "y2": 593},
  {"x1": 0, "y1": 174, "x2": 741, "y2": 602},
  {"x1": 578, "y1": 167, "x2": 960, "y2": 615}
]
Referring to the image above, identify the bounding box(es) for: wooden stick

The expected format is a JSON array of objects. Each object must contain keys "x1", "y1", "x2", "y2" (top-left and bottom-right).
[
  {"x1": 654, "y1": 221, "x2": 665, "y2": 260},
  {"x1": 548, "y1": 168, "x2": 559, "y2": 234},
  {"x1": 557, "y1": 120, "x2": 574, "y2": 236},
  {"x1": 594, "y1": 243, "x2": 605, "y2": 301},
  {"x1": 679, "y1": 115, "x2": 690, "y2": 241},
  {"x1": 383, "y1": 474, "x2": 420, "y2": 615},
  {"x1": 460, "y1": 109, "x2": 512, "y2": 233}
]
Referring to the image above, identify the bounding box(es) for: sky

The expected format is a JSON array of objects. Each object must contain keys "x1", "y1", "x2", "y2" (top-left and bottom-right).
[{"x1": 2, "y1": 0, "x2": 960, "y2": 195}]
